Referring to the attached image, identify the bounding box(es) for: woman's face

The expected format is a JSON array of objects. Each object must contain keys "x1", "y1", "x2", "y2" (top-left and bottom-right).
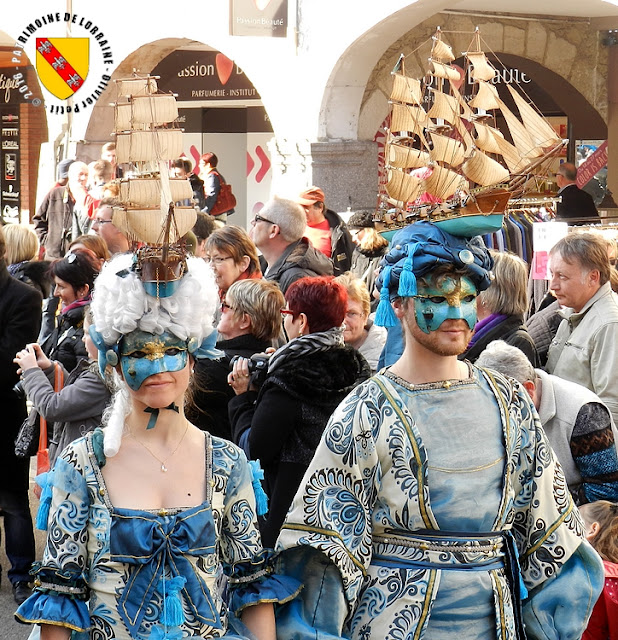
[
  {"x1": 350, "y1": 228, "x2": 365, "y2": 247},
  {"x1": 207, "y1": 249, "x2": 248, "y2": 292},
  {"x1": 54, "y1": 276, "x2": 79, "y2": 307},
  {"x1": 217, "y1": 297, "x2": 247, "y2": 340},
  {"x1": 343, "y1": 298, "x2": 368, "y2": 346}
]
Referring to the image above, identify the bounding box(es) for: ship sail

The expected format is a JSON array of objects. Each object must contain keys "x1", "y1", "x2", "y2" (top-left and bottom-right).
[
  {"x1": 385, "y1": 168, "x2": 424, "y2": 202},
  {"x1": 115, "y1": 95, "x2": 179, "y2": 130},
  {"x1": 506, "y1": 85, "x2": 562, "y2": 148},
  {"x1": 462, "y1": 149, "x2": 510, "y2": 186},
  {"x1": 429, "y1": 132, "x2": 465, "y2": 166},
  {"x1": 119, "y1": 177, "x2": 193, "y2": 206},
  {"x1": 116, "y1": 130, "x2": 184, "y2": 164},
  {"x1": 465, "y1": 51, "x2": 496, "y2": 82},
  {"x1": 389, "y1": 141, "x2": 431, "y2": 169},
  {"x1": 423, "y1": 164, "x2": 464, "y2": 200},
  {"x1": 391, "y1": 73, "x2": 423, "y2": 106},
  {"x1": 390, "y1": 103, "x2": 428, "y2": 137}
]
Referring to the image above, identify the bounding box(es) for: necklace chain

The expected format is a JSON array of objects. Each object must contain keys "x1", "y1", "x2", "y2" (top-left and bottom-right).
[{"x1": 127, "y1": 421, "x2": 189, "y2": 472}]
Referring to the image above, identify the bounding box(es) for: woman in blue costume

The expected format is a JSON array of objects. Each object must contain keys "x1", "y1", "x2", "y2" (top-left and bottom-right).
[{"x1": 16, "y1": 250, "x2": 299, "y2": 639}]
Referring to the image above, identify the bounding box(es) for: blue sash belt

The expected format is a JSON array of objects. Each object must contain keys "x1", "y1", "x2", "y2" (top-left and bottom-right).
[{"x1": 372, "y1": 529, "x2": 526, "y2": 640}]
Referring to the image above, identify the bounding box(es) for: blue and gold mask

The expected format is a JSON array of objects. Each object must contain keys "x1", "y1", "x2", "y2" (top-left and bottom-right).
[
  {"x1": 413, "y1": 275, "x2": 477, "y2": 334},
  {"x1": 119, "y1": 330, "x2": 188, "y2": 391}
]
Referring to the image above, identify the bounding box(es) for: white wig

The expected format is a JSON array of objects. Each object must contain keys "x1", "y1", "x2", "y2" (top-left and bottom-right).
[
  {"x1": 91, "y1": 253, "x2": 218, "y2": 456},
  {"x1": 91, "y1": 253, "x2": 218, "y2": 347}
]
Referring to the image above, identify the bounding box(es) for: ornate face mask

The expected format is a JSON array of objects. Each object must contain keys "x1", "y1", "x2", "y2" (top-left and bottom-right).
[
  {"x1": 119, "y1": 330, "x2": 188, "y2": 391},
  {"x1": 413, "y1": 274, "x2": 478, "y2": 334}
]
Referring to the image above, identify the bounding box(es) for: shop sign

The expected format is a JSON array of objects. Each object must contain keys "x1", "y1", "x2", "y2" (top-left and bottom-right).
[
  {"x1": 0, "y1": 109, "x2": 20, "y2": 223},
  {"x1": 230, "y1": 0, "x2": 287, "y2": 37},
  {"x1": 153, "y1": 50, "x2": 260, "y2": 102}
]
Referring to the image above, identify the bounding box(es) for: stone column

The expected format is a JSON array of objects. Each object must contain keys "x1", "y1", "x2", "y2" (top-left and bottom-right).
[
  {"x1": 310, "y1": 141, "x2": 378, "y2": 213},
  {"x1": 268, "y1": 138, "x2": 378, "y2": 212}
]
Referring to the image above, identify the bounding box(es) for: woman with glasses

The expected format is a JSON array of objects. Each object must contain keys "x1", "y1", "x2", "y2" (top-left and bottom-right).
[
  {"x1": 228, "y1": 276, "x2": 371, "y2": 547},
  {"x1": 205, "y1": 225, "x2": 262, "y2": 302},
  {"x1": 187, "y1": 279, "x2": 284, "y2": 441},
  {"x1": 335, "y1": 272, "x2": 386, "y2": 373}
]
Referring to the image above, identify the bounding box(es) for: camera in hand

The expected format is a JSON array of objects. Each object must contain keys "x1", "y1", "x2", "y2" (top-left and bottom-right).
[
  {"x1": 13, "y1": 380, "x2": 26, "y2": 399},
  {"x1": 230, "y1": 353, "x2": 271, "y2": 388}
]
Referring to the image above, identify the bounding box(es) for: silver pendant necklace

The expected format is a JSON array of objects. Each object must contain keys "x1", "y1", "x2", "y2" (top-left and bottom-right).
[{"x1": 127, "y1": 420, "x2": 189, "y2": 472}]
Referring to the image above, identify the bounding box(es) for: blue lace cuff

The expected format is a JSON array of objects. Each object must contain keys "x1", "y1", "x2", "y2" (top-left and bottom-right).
[
  {"x1": 15, "y1": 591, "x2": 90, "y2": 632},
  {"x1": 227, "y1": 550, "x2": 302, "y2": 614}
]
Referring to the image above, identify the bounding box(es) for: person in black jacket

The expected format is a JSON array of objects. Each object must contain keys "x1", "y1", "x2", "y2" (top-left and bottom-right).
[
  {"x1": 460, "y1": 250, "x2": 539, "y2": 366},
  {"x1": 556, "y1": 162, "x2": 599, "y2": 224},
  {"x1": 40, "y1": 249, "x2": 100, "y2": 372},
  {"x1": 0, "y1": 225, "x2": 42, "y2": 604},
  {"x1": 251, "y1": 196, "x2": 333, "y2": 294},
  {"x1": 187, "y1": 279, "x2": 284, "y2": 440},
  {"x1": 228, "y1": 276, "x2": 371, "y2": 547}
]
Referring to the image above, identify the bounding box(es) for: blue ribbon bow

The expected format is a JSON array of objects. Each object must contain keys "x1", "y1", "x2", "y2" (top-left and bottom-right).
[{"x1": 110, "y1": 503, "x2": 221, "y2": 636}]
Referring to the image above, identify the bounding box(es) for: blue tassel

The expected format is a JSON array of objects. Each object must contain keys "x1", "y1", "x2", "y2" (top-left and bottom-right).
[
  {"x1": 375, "y1": 267, "x2": 398, "y2": 327},
  {"x1": 158, "y1": 575, "x2": 186, "y2": 627},
  {"x1": 398, "y1": 244, "x2": 418, "y2": 297},
  {"x1": 35, "y1": 472, "x2": 53, "y2": 531},
  {"x1": 249, "y1": 460, "x2": 269, "y2": 516},
  {"x1": 148, "y1": 625, "x2": 183, "y2": 640}
]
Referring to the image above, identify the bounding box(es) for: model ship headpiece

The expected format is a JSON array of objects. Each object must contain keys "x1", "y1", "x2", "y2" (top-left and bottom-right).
[
  {"x1": 380, "y1": 27, "x2": 566, "y2": 236},
  {"x1": 109, "y1": 72, "x2": 197, "y2": 296}
]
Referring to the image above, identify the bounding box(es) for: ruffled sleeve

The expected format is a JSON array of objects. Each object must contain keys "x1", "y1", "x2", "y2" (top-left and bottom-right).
[
  {"x1": 227, "y1": 549, "x2": 302, "y2": 615},
  {"x1": 212, "y1": 439, "x2": 301, "y2": 614},
  {"x1": 15, "y1": 441, "x2": 92, "y2": 631}
]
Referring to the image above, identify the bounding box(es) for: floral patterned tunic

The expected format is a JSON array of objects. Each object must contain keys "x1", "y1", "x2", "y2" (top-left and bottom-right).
[{"x1": 277, "y1": 366, "x2": 604, "y2": 640}]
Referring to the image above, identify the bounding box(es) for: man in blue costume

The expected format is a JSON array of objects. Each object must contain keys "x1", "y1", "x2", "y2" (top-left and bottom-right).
[{"x1": 276, "y1": 221, "x2": 604, "y2": 640}]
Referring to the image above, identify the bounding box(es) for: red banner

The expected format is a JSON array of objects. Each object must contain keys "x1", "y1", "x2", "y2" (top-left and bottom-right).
[{"x1": 577, "y1": 141, "x2": 608, "y2": 188}]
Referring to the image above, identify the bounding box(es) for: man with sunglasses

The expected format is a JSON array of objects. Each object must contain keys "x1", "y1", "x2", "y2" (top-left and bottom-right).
[{"x1": 249, "y1": 195, "x2": 332, "y2": 293}]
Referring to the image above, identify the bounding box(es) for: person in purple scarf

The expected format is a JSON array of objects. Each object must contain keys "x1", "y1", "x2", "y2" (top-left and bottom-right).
[{"x1": 461, "y1": 250, "x2": 539, "y2": 366}]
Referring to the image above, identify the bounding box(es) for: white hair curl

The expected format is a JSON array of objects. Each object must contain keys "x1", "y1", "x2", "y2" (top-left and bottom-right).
[{"x1": 91, "y1": 253, "x2": 218, "y2": 456}]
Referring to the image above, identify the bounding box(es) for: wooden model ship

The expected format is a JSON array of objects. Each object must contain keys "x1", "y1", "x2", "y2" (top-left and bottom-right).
[
  {"x1": 380, "y1": 27, "x2": 566, "y2": 236},
  {"x1": 111, "y1": 73, "x2": 196, "y2": 296}
]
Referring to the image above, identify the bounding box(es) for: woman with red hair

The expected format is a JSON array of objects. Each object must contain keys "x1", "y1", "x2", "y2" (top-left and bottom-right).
[{"x1": 228, "y1": 276, "x2": 371, "y2": 547}]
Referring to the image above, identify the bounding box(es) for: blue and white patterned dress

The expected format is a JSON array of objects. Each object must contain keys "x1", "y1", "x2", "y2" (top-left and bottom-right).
[
  {"x1": 277, "y1": 366, "x2": 604, "y2": 640},
  {"x1": 17, "y1": 428, "x2": 299, "y2": 639}
]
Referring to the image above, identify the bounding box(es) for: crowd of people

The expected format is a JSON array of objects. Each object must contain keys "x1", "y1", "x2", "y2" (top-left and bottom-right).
[{"x1": 0, "y1": 151, "x2": 616, "y2": 639}]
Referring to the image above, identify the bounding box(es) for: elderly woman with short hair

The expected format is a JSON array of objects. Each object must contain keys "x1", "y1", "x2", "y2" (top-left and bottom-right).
[
  {"x1": 461, "y1": 250, "x2": 539, "y2": 366},
  {"x1": 335, "y1": 272, "x2": 386, "y2": 373},
  {"x1": 187, "y1": 279, "x2": 284, "y2": 441}
]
